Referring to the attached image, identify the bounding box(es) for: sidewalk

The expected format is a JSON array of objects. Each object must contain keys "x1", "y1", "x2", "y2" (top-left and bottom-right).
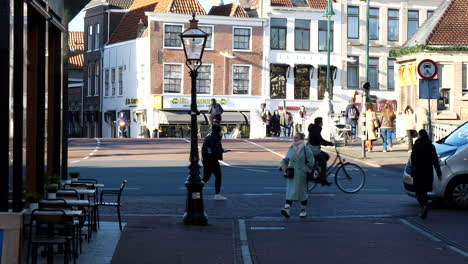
[{"x1": 325, "y1": 138, "x2": 411, "y2": 171}]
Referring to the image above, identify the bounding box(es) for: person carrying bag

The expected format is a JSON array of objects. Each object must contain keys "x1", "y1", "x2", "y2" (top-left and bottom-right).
[{"x1": 280, "y1": 132, "x2": 315, "y2": 218}]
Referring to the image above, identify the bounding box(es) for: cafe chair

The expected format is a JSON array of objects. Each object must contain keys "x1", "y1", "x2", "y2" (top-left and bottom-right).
[
  {"x1": 27, "y1": 209, "x2": 76, "y2": 264},
  {"x1": 99, "y1": 180, "x2": 127, "y2": 231}
]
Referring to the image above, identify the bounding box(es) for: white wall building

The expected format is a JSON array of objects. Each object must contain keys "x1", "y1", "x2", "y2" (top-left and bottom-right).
[
  {"x1": 101, "y1": 37, "x2": 151, "y2": 138},
  {"x1": 260, "y1": 0, "x2": 348, "y2": 116}
]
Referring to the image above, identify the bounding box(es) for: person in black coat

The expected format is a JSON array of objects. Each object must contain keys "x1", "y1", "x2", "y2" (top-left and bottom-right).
[
  {"x1": 411, "y1": 129, "x2": 442, "y2": 219},
  {"x1": 202, "y1": 125, "x2": 227, "y2": 200},
  {"x1": 308, "y1": 117, "x2": 334, "y2": 186}
]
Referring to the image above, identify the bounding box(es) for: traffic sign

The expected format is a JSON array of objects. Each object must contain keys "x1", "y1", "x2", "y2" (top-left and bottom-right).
[
  {"x1": 419, "y1": 79, "x2": 440, "y2": 99},
  {"x1": 417, "y1": 59, "x2": 438, "y2": 79}
]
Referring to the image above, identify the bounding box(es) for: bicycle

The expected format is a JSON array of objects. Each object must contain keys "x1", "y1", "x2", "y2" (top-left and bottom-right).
[{"x1": 307, "y1": 144, "x2": 366, "y2": 193}]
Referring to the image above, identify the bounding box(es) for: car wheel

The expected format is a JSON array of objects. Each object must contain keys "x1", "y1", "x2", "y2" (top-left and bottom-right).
[{"x1": 447, "y1": 179, "x2": 468, "y2": 208}]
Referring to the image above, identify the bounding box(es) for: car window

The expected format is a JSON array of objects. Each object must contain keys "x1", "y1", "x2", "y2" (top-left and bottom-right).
[{"x1": 443, "y1": 123, "x2": 468, "y2": 147}]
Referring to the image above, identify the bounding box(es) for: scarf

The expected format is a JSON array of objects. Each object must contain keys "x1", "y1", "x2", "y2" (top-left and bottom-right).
[{"x1": 292, "y1": 140, "x2": 306, "y2": 154}]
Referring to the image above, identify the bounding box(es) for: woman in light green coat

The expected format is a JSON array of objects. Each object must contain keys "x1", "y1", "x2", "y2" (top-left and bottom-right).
[{"x1": 280, "y1": 132, "x2": 315, "y2": 218}]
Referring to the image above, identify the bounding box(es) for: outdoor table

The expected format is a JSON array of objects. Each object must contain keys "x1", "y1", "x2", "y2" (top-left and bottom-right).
[
  {"x1": 24, "y1": 209, "x2": 84, "y2": 217},
  {"x1": 41, "y1": 199, "x2": 90, "y2": 207},
  {"x1": 61, "y1": 180, "x2": 105, "y2": 188}
]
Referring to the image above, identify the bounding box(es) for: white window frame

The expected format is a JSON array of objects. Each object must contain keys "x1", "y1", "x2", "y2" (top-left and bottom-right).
[
  {"x1": 195, "y1": 63, "x2": 213, "y2": 95},
  {"x1": 87, "y1": 64, "x2": 93, "y2": 96},
  {"x1": 111, "y1": 68, "x2": 116, "y2": 96},
  {"x1": 232, "y1": 26, "x2": 252, "y2": 52},
  {"x1": 163, "y1": 63, "x2": 184, "y2": 95},
  {"x1": 104, "y1": 68, "x2": 109, "y2": 97},
  {"x1": 232, "y1": 64, "x2": 252, "y2": 95},
  {"x1": 199, "y1": 25, "x2": 214, "y2": 50},
  {"x1": 87, "y1": 25, "x2": 93, "y2": 52},
  {"x1": 94, "y1": 24, "x2": 100, "y2": 51},
  {"x1": 94, "y1": 63, "x2": 99, "y2": 96},
  {"x1": 462, "y1": 63, "x2": 468, "y2": 96},
  {"x1": 163, "y1": 23, "x2": 184, "y2": 49},
  {"x1": 118, "y1": 66, "x2": 124, "y2": 96}
]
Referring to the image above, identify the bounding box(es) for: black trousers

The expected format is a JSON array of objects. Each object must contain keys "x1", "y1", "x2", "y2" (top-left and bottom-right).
[
  {"x1": 286, "y1": 200, "x2": 308, "y2": 206},
  {"x1": 416, "y1": 190, "x2": 429, "y2": 207},
  {"x1": 203, "y1": 160, "x2": 222, "y2": 194}
]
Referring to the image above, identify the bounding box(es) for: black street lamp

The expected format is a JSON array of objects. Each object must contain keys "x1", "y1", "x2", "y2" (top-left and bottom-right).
[{"x1": 180, "y1": 13, "x2": 209, "y2": 225}]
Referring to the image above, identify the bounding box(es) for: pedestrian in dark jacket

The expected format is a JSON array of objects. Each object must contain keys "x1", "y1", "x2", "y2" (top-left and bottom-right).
[
  {"x1": 308, "y1": 117, "x2": 334, "y2": 186},
  {"x1": 411, "y1": 129, "x2": 442, "y2": 219},
  {"x1": 209, "y1": 98, "x2": 224, "y2": 125},
  {"x1": 272, "y1": 110, "x2": 281, "y2": 137},
  {"x1": 202, "y1": 124, "x2": 227, "y2": 200},
  {"x1": 262, "y1": 110, "x2": 272, "y2": 136},
  {"x1": 344, "y1": 100, "x2": 360, "y2": 140}
]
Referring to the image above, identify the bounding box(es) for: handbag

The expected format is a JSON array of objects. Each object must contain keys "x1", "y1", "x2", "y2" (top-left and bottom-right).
[{"x1": 285, "y1": 168, "x2": 294, "y2": 179}]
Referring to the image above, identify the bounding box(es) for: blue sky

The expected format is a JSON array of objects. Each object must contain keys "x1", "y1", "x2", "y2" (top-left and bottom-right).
[{"x1": 69, "y1": 0, "x2": 233, "y2": 31}]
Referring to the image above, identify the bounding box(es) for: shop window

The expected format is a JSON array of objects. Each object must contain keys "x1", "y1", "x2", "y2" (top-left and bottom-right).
[
  {"x1": 388, "y1": 59, "x2": 396, "y2": 90},
  {"x1": 118, "y1": 66, "x2": 123, "y2": 95},
  {"x1": 270, "y1": 64, "x2": 288, "y2": 99},
  {"x1": 317, "y1": 66, "x2": 336, "y2": 100},
  {"x1": 111, "y1": 68, "x2": 116, "y2": 96},
  {"x1": 294, "y1": 65, "x2": 311, "y2": 99},
  {"x1": 104, "y1": 69, "x2": 109, "y2": 96}
]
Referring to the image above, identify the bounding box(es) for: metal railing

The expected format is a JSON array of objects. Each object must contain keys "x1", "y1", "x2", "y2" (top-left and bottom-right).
[{"x1": 431, "y1": 121, "x2": 459, "y2": 141}]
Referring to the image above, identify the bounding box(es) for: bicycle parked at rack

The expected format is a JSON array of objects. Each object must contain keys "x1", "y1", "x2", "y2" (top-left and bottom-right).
[{"x1": 308, "y1": 144, "x2": 366, "y2": 193}]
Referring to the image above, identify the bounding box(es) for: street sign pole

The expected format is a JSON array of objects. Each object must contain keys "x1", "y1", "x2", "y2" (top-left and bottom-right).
[
  {"x1": 417, "y1": 59, "x2": 438, "y2": 141},
  {"x1": 428, "y1": 86, "x2": 432, "y2": 140}
]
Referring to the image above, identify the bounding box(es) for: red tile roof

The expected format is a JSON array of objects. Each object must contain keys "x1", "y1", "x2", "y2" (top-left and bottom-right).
[
  {"x1": 68, "y1": 31, "x2": 84, "y2": 68},
  {"x1": 109, "y1": 0, "x2": 206, "y2": 44},
  {"x1": 404, "y1": 0, "x2": 468, "y2": 46},
  {"x1": 271, "y1": 0, "x2": 327, "y2": 9},
  {"x1": 427, "y1": 0, "x2": 468, "y2": 45},
  {"x1": 208, "y1": 4, "x2": 249, "y2": 17}
]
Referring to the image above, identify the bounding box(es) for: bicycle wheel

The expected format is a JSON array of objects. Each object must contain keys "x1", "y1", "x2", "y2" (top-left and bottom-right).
[
  {"x1": 334, "y1": 163, "x2": 366, "y2": 193},
  {"x1": 307, "y1": 168, "x2": 320, "y2": 192}
]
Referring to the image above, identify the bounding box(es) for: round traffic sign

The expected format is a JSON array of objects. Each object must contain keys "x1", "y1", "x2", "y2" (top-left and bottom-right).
[{"x1": 417, "y1": 59, "x2": 438, "y2": 80}]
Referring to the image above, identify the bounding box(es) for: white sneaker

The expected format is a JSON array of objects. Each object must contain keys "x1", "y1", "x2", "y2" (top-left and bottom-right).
[
  {"x1": 383, "y1": 150, "x2": 387, "y2": 152},
  {"x1": 408, "y1": 150, "x2": 412, "y2": 153},
  {"x1": 299, "y1": 209, "x2": 307, "y2": 218},
  {"x1": 214, "y1": 194, "x2": 227, "y2": 200}
]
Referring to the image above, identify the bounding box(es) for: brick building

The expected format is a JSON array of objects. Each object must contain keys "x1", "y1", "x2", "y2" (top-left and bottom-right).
[
  {"x1": 68, "y1": 31, "x2": 85, "y2": 137},
  {"x1": 83, "y1": 0, "x2": 135, "y2": 138},
  {"x1": 392, "y1": 0, "x2": 468, "y2": 136},
  {"x1": 101, "y1": 0, "x2": 265, "y2": 138}
]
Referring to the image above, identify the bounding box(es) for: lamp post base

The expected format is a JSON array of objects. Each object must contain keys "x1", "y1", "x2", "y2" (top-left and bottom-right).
[{"x1": 183, "y1": 180, "x2": 208, "y2": 225}]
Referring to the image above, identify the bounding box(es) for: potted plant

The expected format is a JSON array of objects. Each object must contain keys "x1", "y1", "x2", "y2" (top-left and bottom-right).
[
  {"x1": 48, "y1": 175, "x2": 61, "y2": 189},
  {"x1": 25, "y1": 192, "x2": 42, "y2": 211},
  {"x1": 45, "y1": 184, "x2": 58, "y2": 199},
  {"x1": 69, "y1": 171, "x2": 80, "y2": 182}
]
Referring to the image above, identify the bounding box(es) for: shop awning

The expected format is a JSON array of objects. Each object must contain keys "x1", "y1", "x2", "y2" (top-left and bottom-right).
[
  {"x1": 158, "y1": 111, "x2": 209, "y2": 125},
  {"x1": 221, "y1": 111, "x2": 249, "y2": 124}
]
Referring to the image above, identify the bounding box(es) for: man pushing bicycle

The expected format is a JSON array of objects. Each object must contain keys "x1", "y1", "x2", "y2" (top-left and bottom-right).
[{"x1": 307, "y1": 117, "x2": 334, "y2": 186}]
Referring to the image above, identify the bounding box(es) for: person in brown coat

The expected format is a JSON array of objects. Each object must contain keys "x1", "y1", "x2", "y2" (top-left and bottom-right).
[
  {"x1": 364, "y1": 103, "x2": 378, "y2": 152},
  {"x1": 411, "y1": 129, "x2": 442, "y2": 219},
  {"x1": 379, "y1": 103, "x2": 396, "y2": 152}
]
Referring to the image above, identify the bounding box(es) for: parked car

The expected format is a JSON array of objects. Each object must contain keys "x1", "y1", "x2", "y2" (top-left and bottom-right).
[{"x1": 403, "y1": 122, "x2": 468, "y2": 208}]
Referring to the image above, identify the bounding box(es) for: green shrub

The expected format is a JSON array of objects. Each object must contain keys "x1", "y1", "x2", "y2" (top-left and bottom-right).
[
  {"x1": 69, "y1": 171, "x2": 80, "y2": 178},
  {"x1": 45, "y1": 184, "x2": 58, "y2": 193},
  {"x1": 25, "y1": 192, "x2": 43, "y2": 203},
  {"x1": 48, "y1": 175, "x2": 61, "y2": 184}
]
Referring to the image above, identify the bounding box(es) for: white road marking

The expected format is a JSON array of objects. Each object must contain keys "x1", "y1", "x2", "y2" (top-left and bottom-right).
[
  {"x1": 93, "y1": 149, "x2": 97, "y2": 152},
  {"x1": 238, "y1": 219, "x2": 253, "y2": 264},
  {"x1": 243, "y1": 140, "x2": 285, "y2": 158},
  {"x1": 83, "y1": 157, "x2": 89, "y2": 160},
  {"x1": 399, "y1": 219, "x2": 441, "y2": 242},
  {"x1": 242, "y1": 193, "x2": 273, "y2": 196},
  {"x1": 250, "y1": 227, "x2": 285, "y2": 230},
  {"x1": 89, "y1": 153, "x2": 94, "y2": 156},
  {"x1": 70, "y1": 160, "x2": 81, "y2": 164},
  {"x1": 70, "y1": 138, "x2": 101, "y2": 164}
]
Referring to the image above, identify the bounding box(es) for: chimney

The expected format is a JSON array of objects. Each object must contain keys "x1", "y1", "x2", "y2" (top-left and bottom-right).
[{"x1": 212, "y1": 0, "x2": 224, "y2": 6}]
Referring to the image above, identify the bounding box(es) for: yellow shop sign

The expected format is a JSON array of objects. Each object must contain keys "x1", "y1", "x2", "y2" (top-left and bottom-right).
[{"x1": 125, "y1": 98, "x2": 143, "y2": 105}]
